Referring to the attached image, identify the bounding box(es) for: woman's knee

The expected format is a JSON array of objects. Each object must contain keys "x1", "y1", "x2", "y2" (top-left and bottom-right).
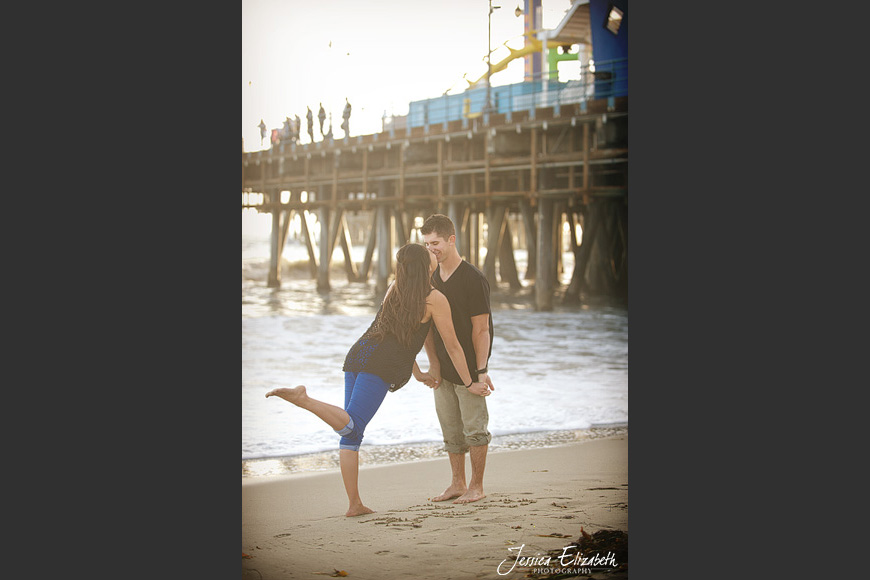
[
  {"x1": 335, "y1": 415, "x2": 356, "y2": 437},
  {"x1": 336, "y1": 414, "x2": 366, "y2": 450}
]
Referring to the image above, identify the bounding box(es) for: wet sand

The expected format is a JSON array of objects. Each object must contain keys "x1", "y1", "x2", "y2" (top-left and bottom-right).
[
  {"x1": 242, "y1": 426, "x2": 627, "y2": 478},
  {"x1": 242, "y1": 435, "x2": 628, "y2": 579}
]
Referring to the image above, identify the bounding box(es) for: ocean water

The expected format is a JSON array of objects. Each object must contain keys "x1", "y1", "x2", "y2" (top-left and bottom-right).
[{"x1": 242, "y1": 212, "x2": 628, "y2": 475}]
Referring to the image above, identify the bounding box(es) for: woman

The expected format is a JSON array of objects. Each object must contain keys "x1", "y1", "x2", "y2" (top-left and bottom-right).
[{"x1": 266, "y1": 243, "x2": 491, "y2": 517}]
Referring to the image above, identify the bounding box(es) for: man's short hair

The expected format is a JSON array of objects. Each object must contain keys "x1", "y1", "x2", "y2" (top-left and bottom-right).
[{"x1": 420, "y1": 214, "x2": 455, "y2": 240}]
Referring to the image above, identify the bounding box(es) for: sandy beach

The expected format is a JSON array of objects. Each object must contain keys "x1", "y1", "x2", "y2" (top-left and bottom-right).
[{"x1": 242, "y1": 435, "x2": 628, "y2": 579}]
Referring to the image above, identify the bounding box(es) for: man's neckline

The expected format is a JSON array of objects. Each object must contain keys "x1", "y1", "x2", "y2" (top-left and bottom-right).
[{"x1": 437, "y1": 259, "x2": 463, "y2": 283}]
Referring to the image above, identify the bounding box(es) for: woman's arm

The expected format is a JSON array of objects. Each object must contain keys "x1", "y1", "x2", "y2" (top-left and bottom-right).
[
  {"x1": 428, "y1": 291, "x2": 490, "y2": 396},
  {"x1": 413, "y1": 361, "x2": 437, "y2": 388}
]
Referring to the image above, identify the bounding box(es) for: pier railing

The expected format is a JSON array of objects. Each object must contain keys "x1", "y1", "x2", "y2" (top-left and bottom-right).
[
  {"x1": 385, "y1": 58, "x2": 627, "y2": 135},
  {"x1": 246, "y1": 59, "x2": 627, "y2": 152}
]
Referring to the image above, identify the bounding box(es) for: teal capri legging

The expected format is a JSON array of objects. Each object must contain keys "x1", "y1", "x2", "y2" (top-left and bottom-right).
[{"x1": 335, "y1": 371, "x2": 390, "y2": 451}]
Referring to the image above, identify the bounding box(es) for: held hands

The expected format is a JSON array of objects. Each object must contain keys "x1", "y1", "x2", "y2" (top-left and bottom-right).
[
  {"x1": 427, "y1": 366, "x2": 442, "y2": 389},
  {"x1": 418, "y1": 372, "x2": 440, "y2": 389},
  {"x1": 414, "y1": 369, "x2": 442, "y2": 389},
  {"x1": 413, "y1": 369, "x2": 494, "y2": 395}
]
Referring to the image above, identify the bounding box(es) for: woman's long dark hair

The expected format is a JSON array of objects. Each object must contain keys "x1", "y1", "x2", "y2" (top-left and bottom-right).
[{"x1": 371, "y1": 243, "x2": 431, "y2": 347}]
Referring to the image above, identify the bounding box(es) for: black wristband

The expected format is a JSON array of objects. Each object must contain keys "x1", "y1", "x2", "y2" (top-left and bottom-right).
[
  {"x1": 476, "y1": 367, "x2": 488, "y2": 374},
  {"x1": 464, "y1": 380, "x2": 473, "y2": 388}
]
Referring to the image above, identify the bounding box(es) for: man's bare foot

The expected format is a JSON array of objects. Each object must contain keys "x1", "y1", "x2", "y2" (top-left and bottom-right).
[
  {"x1": 265, "y1": 385, "x2": 307, "y2": 405},
  {"x1": 346, "y1": 504, "x2": 375, "y2": 517},
  {"x1": 453, "y1": 488, "x2": 486, "y2": 504},
  {"x1": 431, "y1": 485, "x2": 467, "y2": 502}
]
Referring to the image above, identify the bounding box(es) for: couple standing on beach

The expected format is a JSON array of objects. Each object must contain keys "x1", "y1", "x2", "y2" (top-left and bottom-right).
[{"x1": 266, "y1": 214, "x2": 495, "y2": 516}]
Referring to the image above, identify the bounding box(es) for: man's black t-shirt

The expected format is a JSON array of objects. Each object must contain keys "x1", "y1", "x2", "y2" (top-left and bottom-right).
[{"x1": 431, "y1": 260, "x2": 494, "y2": 385}]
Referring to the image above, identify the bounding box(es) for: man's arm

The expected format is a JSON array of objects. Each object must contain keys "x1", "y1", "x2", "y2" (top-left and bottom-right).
[
  {"x1": 429, "y1": 292, "x2": 479, "y2": 391},
  {"x1": 470, "y1": 313, "x2": 494, "y2": 391},
  {"x1": 422, "y1": 325, "x2": 441, "y2": 388}
]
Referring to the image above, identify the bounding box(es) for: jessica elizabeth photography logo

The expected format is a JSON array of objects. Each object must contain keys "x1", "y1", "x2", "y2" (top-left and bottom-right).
[{"x1": 497, "y1": 542, "x2": 620, "y2": 576}]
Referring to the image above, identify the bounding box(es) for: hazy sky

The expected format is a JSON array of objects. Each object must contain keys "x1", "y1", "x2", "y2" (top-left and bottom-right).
[{"x1": 242, "y1": 0, "x2": 575, "y2": 151}]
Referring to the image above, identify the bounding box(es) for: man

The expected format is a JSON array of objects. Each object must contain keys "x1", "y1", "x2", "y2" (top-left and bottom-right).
[
  {"x1": 318, "y1": 102, "x2": 326, "y2": 136},
  {"x1": 341, "y1": 97, "x2": 352, "y2": 138},
  {"x1": 306, "y1": 107, "x2": 314, "y2": 143},
  {"x1": 258, "y1": 119, "x2": 267, "y2": 146},
  {"x1": 420, "y1": 214, "x2": 495, "y2": 504},
  {"x1": 282, "y1": 117, "x2": 292, "y2": 141}
]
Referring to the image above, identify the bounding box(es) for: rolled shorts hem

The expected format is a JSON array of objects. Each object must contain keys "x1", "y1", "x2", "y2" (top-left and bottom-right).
[
  {"x1": 442, "y1": 434, "x2": 492, "y2": 455},
  {"x1": 334, "y1": 416, "x2": 355, "y2": 436},
  {"x1": 442, "y1": 441, "x2": 469, "y2": 454},
  {"x1": 339, "y1": 443, "x2": 360, "y2": 451},
  {"x1": 465, "y1": 433, "x2": 492, "y2": 447}
]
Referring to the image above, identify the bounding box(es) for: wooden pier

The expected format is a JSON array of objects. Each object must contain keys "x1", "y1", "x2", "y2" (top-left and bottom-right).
[{"x1": 241, "y1": 98, "x2": 627, "y2": 309}]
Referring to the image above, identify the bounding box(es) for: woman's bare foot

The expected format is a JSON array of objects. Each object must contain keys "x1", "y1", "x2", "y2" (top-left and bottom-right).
[
  {"x1": 453, "y1": 488, "x2": 486, "y2": 504},
  {"x1": 431, "y1": 484, "x2": 467, "y2": 502},
  {"x1": 346, "y1": 503, "x2": 375, "y2": 517},
  {"x1": 265, "y1": 385, "x2": 307, "y2": 405}
]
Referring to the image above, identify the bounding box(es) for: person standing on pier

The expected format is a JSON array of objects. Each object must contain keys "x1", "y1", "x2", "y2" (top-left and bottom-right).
[
  {"x1": 318, "y1": 102, "x2": 326, "y2": 136},
  {"x1": 341, "y1": 97, "x2": 352, "y2": 138},
  {"x1": 420, "y1": 214, "x2": 495, "y2": 505},
  {"x1": 258, "y1": 118, "x2": 267, "y2": 146},
  {"x1": 266, "y1": 243, "x2": 489, "y2": 517},
  {"x1": 306, "y1": 107, "x2": 314, "y2": 143}
]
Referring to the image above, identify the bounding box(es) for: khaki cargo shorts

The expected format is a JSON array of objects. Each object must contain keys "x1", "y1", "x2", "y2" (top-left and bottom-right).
[{"x1": 433, "y1": 378, "x2": 492, "y2": 454}]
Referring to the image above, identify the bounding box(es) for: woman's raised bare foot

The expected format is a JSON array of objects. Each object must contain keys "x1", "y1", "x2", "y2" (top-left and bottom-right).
[
  {"x1": 345, "y1": 503, "x2": 375, "y2": 517},
  {"x1": 265, "y1": 385, "x2": 307, "y2": 405}
]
